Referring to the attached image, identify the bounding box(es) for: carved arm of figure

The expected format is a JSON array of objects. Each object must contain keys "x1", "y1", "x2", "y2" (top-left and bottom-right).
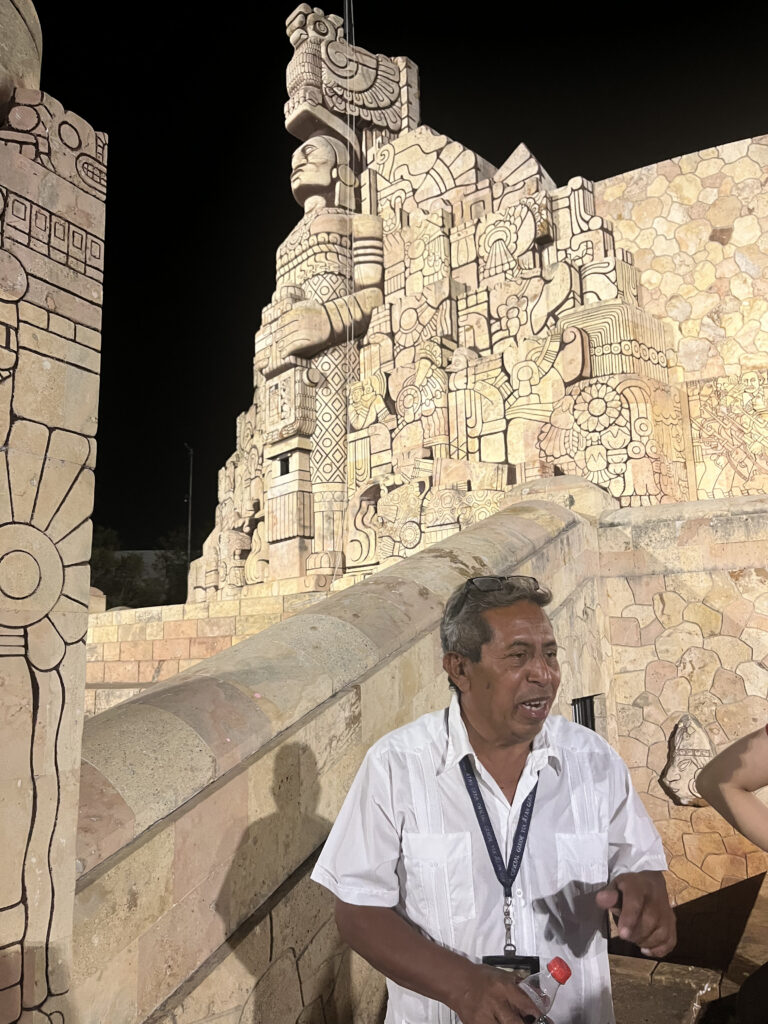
[{"x1": 277, "y1": 213, "x2": 383, "y2": 360}]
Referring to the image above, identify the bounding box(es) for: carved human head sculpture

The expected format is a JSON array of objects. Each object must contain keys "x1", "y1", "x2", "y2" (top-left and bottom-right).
[
  {"x1": 659, "y1": 713, "x2": 716, "y2": 806},
  {"x1": 290, "y1": 134, "x2": 357, "y2": 211}
]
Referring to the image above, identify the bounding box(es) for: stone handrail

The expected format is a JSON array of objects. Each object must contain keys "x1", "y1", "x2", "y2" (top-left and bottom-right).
[{"x1": 77, "y1": 495, "x2": 591, "y2": 876}]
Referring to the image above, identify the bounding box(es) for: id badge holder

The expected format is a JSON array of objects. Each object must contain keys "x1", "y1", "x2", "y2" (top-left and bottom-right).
[{"x1": 482, "y1": 953, "x2": 540, "y2": 982}]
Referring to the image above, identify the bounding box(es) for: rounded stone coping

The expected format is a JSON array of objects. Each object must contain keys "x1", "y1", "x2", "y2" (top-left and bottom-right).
[
  {"x1": 600, "y1": 494, "x2": 768, "y2": 528},
  {"x1": 77, "y1": 498, "x2": 585, "y2": 877}
]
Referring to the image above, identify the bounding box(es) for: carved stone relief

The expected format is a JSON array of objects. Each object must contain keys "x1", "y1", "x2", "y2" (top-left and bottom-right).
[
  {"x1": 0, "y1": 80, "x2": 105, "y2": 1021},
  {"x1": 192, "y1": 5, "x2": 763, "y2": 599},
  {"x1": 689, "y1": 371, "x2": 768, "y2": 499},
  {"x1": 659, "y1": 713, "x2": 717, "y2": 807}
]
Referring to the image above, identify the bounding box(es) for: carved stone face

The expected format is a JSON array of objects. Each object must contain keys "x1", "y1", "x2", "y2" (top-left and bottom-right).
[
  {"x1": 290, "y1": 137, "x2": 338, "y2": 205},
  {"x1": 659, "y1": 713, "x2": 715, "y2": 806}
]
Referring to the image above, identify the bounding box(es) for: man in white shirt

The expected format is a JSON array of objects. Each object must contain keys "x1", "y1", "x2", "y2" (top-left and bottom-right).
[{"x1": 312, "y1": 575, "x2": 676, "y2": 1023}]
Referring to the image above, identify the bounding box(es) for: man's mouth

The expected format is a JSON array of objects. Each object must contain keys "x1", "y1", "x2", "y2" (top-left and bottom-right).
[{"x1": 518, "y1": 696, "x2": 550, "y2": 719}]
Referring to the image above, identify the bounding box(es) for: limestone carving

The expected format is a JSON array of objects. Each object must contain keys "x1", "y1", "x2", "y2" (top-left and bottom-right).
[
  {"x1": 192, "y1": 5, "x2": 754, "y2": 598},
  {"x1": 689, "y1": 371, "x2": 768, "y2": 499},
  {"x1": 0, "y1": 80, "x2": 105, "y2": 1020},
  {"x1": 659, "y1": 714, "x2": 717, "y2": 807}
]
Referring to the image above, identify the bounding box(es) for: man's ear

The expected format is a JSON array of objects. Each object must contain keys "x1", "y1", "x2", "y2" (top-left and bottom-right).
[{"x1": 443, "y1": 651, "x2": 471, "y2": 694}]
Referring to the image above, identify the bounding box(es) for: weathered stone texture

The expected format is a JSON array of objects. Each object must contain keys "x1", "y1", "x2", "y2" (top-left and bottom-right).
[
  {"x1": 603, "y1": 501, "x2": 768, "y2": 904},
  {"x1": 0, "y1": 11, "x2": 107, "y2": 1018}
]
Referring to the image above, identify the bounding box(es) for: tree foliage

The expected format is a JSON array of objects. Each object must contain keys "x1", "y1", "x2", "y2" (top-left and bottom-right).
[{"x1": 90, "y1": 526, "x2": 189, "y2": 608}]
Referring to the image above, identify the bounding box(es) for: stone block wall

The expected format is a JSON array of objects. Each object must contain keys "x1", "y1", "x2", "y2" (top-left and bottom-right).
[
  {"x1": 596, "y1": 137, "x2": 768, "y2": 504},
  {"x1": 84, "y1": 590, "x2": 327, "y2": 715},
  {"x1": 146, "y1": 863, "x2": 387, "y2": 1024}
]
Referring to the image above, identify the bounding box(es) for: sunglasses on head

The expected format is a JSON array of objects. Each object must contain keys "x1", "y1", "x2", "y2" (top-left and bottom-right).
[{"x1": 452, "y1": 575, "x2": 542, "y2": 616}]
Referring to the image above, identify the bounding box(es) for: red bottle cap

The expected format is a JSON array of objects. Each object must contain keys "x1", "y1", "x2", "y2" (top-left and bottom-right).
[{"x1": 547, "y1": 957, "x2": 572, "y2": 984}]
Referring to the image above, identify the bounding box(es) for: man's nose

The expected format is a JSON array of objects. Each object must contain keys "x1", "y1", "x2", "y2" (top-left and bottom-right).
[{"x1": 527, "y1": 651, "x2": 554, "y2": 681}]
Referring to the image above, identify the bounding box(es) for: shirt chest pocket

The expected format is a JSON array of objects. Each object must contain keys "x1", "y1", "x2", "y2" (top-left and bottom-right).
[
  {"x1": 555, "y1": 831, "x2": 609, "y2": 890},
  {"x1": 401, "y1": 831, "x2": 476, "y2": 928}
]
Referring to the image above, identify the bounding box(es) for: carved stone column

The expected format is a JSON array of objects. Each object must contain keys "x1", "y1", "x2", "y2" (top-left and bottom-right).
[
  {"x1": 0, "y1": 9, "x2": 107, "y2": 1018},
  {"x1": 306, "y1": 343, "x2": 359, "y2": 573},
  {"x1": 263, "y1": 365, "x2": 318, "y2": 579}
]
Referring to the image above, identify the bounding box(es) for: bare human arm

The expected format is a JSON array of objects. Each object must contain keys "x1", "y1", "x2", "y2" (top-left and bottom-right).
[
  {"x1": 334, "y1": 900, "x2": 539, "y2": 1024},
  {"x1": 595, "y1": 870, "x2": 676, "y2": 957},
  {"x1": 696, "y1": 726, "x2": 768, "y2": 851}
]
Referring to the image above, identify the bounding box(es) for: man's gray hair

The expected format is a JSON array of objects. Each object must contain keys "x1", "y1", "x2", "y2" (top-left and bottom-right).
[{"x1": 440, "y1": 576, "x2": 553, "y2": 663}]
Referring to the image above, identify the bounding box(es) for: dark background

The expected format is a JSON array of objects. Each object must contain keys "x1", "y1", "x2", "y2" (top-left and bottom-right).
[{"x1": 30, "y1": 2, "x2": 768, "y2": 554}]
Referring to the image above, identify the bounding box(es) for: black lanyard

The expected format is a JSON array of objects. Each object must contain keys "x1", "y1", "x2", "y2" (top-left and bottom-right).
[{"x1": 459, "y1": 754, "x2": 538, "y2": 898}]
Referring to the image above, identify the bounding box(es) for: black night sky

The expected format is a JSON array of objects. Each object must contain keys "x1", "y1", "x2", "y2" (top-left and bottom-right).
[{"x1": 29, "y1": 2, "x2": 768, "y2": 553}]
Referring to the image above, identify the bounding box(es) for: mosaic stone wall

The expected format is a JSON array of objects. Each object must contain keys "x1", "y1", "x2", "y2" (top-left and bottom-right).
[
  {"x1": 596, "y1": 137, "x2": 768, "y2": 382},
  {"x1": 596, "y1": 138, "x2": 768, "y2": 502},
  {"x1": 600, "y1": 499, "x2": 768, "y2": 906}
]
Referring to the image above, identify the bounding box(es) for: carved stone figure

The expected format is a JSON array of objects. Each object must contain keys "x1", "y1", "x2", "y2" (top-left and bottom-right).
[
  {"x1": 193, "y1": 4, "x2": 756, "y2": 597},
  {"x1": 659, "y1": 714, "x2": 717, "y2": 807}
]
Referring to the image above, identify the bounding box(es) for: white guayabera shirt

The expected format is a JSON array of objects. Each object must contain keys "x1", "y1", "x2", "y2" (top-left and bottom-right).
[{"x1": 312, "y1": 695, "x2": 667, "y2": 1024}]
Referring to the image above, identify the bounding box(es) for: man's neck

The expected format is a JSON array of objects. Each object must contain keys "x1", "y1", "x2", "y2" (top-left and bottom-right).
[{"x1": 461, "y1": 708, "x2": 532, "y2": 803}]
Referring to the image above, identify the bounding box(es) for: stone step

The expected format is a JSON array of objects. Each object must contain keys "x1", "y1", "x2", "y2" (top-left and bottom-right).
[{"x1": 610, "y1": 954, "x2": 721, "y2": 1024}]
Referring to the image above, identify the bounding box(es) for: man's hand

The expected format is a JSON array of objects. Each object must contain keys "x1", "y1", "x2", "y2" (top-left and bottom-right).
[
  {"x1": 451, "y1": 963, "x2": 539, "y2": 1024},
  {"x1": 595, "y1": 870, "x2": 676, "y2": 957},
  {"x1": 335, "y1": 901, "x2": 541, "y2": 1023}
]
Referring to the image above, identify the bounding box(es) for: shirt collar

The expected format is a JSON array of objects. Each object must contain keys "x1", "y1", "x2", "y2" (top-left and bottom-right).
[{"x1": 442, "y1": 691, "x2": 562, "y2": 776}]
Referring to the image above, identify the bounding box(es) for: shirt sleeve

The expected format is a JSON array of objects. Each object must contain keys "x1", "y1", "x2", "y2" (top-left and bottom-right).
[
  {"x1": 607, "y1": 751, "x2": 668, "y2": 878},
  {"x1": 311, "y1": 743, "x2": 403, "y2": 907}
]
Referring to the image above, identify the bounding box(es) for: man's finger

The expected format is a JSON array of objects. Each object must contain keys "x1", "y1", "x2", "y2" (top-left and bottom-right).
[
  {"x1": 623, "y1": 897, "x2": 671, "y2": 947},
  {"x1": 615, "y1": 880, "x2": 647, "y2": 940},
  {"x1": 639, "y1": 917, "x2": 677, "y2": 958},
  {"x1": 633, "y1": 917, "x2": 671, "y2": 951},
  {"x1": 595, "y1": 884, "x2": 620, "y2": 910},
  {"x1": 642, "y1": 935, "x2": 677, "y2": 958}
]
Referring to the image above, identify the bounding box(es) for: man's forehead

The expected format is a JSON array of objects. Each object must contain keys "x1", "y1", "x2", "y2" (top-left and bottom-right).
[{"x1": 481, "y1": 601, "x2": 555, "y2": 640}]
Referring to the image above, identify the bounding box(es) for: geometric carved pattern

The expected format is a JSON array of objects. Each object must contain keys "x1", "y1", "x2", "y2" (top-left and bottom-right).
[
  {"x1": 196, "y1": 5, "x2": 767, "y2": 594},
  {"x1": 312, "y1": 346, "x2": 354, "y2": 483},
  {"x1": 0, "y1": 82, "x2": 105, "y2": 1020},
  {"x1": 689, "y1": 371, "x2": 768, "y2": 499}
]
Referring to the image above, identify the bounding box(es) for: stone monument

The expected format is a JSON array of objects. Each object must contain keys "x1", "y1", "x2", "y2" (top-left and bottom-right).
[
  {"x1": 0, "y1": 2, "x2": 107, "y2": 1020},
  {"x1": 189, "y1": 3, "x2": 707, "y2": 601}
]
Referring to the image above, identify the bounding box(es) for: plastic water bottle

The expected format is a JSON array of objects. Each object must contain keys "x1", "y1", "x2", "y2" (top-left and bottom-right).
[{"x1": 518, "y1": 957, "x2": 572, "y2": 1021}]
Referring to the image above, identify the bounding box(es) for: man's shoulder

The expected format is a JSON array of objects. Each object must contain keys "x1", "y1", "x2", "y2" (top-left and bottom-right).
[
  {"x1": 367, "y1": 705, "x2": 448, "y2": 759},
  {"x1": 546, "y1": 714, "x2": 622, "y2": 760}
]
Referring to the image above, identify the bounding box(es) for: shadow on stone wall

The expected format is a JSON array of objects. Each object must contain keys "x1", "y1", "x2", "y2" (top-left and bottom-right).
[{"x1": 211, "y1": 743, "x2": 385, "y2": 1024}]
